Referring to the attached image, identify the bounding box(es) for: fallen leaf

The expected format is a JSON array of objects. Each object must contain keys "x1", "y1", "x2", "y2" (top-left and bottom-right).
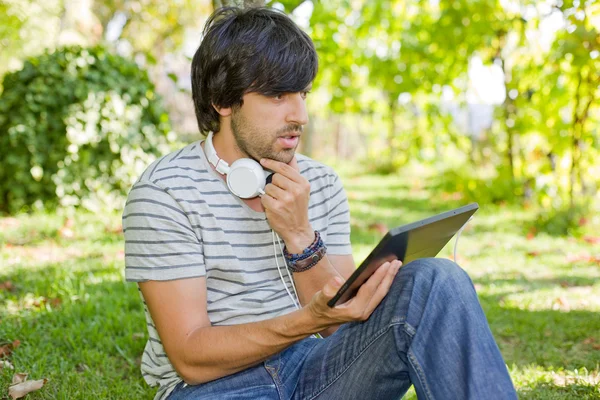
[
  {"x1": 441, "y1": 192, "x2": 463, "y2": 201},
  {"x1": 106, "y1": 223, "x2": 123, "y2": 234},
  {"x1": 0, "y1": 217, "x2": 20, "y2": 229},
  {"x1": 58, "y1": 218, "x2": 75, "y2": 239},
  {"x1": 583, "y1": 236, "x2": 600, "y2": 245},
  {"x1": 526, "y1": 228, "x2": 536, "y2": 240},
  {"x1": 593, "y1": 344, "x2": 600, "y2": 350},
  {"x1": 0, "y1": 360, "x2": 14, "y2": 370},
  {"x1": 367, "y1": 222, "x2": 388, "y2": 235},
  {"x1": 76, "y1": 363, "x2": 89, "y2": 373},
  {"x1": 0, "y1": 340, "x2": 21, "y2": 358},
  {"x1": 559, "y1": 281, "x2": 571, "y2": 288},
  {"x1": 566, "y1": 253, "x2": 600, "y2": 264},
  {"x1": 526, "y1": 251, "x2": 540, "y2": 257},
  {"x1": 9, "y1": 378, "x2": 48, "y2": 399},
  {"x1": 49, "y1": 298, "x2": 62, "y2": 308},
  {"x1": 0, "y1": 281, "x2": 15, "y2": 291},
  {"x1": 583, "y1": 337, "x2": 596, "y2": 345},
  {"x1": 12, "y1": 373, "x2": 27, "y2": 385},
  {"x1": 553, "y1": 296, "x2": 570, "y2": 311}
]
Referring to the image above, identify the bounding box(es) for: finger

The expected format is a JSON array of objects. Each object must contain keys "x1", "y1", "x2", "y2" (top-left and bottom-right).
[
  {"x1": 260, "y1": 158, "x2": 303, "y2": 183},
  {"x1": 259, "y1": 192, "x2": 277, "y2": 210},
  {"x1": 264, "y1": 182, "x2": 289, "y2": 201},
  {"x1": 362, "y1": 261, "x2": 400, "y2": 314},
  {"x1": 322, "y1": 276, "x2": 345, "y2": 299},
  {"x1": 336, "y1": 262, "x2": 391, "y2": 310},
  {"x1": 288, "y1": 156, "x2": 299, "y2": 172},
  {"x1": 270, "y1": 172, "x2": 295, "y2": 191},
  {"x1": 354, "y1": 261, "x2": 392, "y2": 303}
]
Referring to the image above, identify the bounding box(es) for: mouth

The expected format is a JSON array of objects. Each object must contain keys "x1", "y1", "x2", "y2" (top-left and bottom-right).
[
  {"x1": 278, "y1": 131, "x2": 301, "y2": 139},
  {"x1": 277, "y1": 133, "x2": 300, "y2": 149}
]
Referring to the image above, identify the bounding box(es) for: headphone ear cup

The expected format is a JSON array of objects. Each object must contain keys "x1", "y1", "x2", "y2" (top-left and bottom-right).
[{"x1": 227, "y1": 158, "x2": 267, "y2": 199}]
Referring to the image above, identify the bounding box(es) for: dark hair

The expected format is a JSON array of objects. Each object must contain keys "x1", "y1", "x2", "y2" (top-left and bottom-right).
[{"x1": 191, "y1": 7, "x2": 318, "y2": 134}]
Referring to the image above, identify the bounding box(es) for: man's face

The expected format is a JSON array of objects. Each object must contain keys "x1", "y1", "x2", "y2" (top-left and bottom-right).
[{"x1": 229, "y1": 89, "x2": 310, "y2": 164}]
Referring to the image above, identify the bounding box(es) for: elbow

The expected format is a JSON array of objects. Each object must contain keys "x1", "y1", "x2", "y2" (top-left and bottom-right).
[{"x1": 172, "y1": 358, "x2": 211, "y2": 386}]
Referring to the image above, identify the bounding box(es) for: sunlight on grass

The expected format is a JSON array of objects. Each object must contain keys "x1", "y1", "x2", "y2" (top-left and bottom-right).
[{"x1": 1, "y1": 173, "x2": 599, "y2": 399}]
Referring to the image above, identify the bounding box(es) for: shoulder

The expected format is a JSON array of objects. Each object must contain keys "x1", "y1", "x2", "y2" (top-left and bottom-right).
[
  {"x1": 296, "y1": 154, "x2": 338, "y2": 186},
  {"x1": 136, "y1": 141, "x2": 209, "y2": 185}
]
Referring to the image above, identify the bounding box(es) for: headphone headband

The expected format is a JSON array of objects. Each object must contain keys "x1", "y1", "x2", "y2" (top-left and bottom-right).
[
  {"x1": 205, "y1": 132, "x2": 230, "y2": 175},
  {"x1": 202, "y1": 132, "x2": 270, "y2": 199}
]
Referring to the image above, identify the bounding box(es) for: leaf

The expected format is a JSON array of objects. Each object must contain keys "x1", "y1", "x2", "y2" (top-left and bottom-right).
[
  {"x1": 566, "y1": 253, "x2": 600, "y2": 264},
  {"x1": 582, "y1": 236, "x2": 600, "y2": 245},
  {"x1": 167, "y1": 72, "x2": 178, "y2": 83},
  {"x1": 0, "y1": 340, "x2": 21, "y2": 358},
  {"x1": 0, "y1": 360, "x2": 14, "y2": 370},
  {"x1": 58, "y1": 218, "x2": 75, "y2": 239},
  {"x1": 367, "y1": 222, "x2": 388, "y2": 235},
  {"x1": 12, "y1": 373, "x2": 28, "y2": 385},
  {"x1": 9, "y1": 378, "x2": 48, "y2": 399},
  {"x1": 0, "y1": 280, "x2": 15, "y2": 291},
  {"x1": 76, "y1": 363, "x2": 90, "y2": 373}
]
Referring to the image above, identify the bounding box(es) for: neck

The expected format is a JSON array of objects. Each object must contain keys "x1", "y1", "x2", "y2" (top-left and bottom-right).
[{"x1": 211, "y1": 129, "x2": 246, "y2": 166}]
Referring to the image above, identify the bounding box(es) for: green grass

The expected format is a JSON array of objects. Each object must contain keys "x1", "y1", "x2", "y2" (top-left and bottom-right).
[{"x1": 1, "y1": 173, "x2": 599, "y2": 399}]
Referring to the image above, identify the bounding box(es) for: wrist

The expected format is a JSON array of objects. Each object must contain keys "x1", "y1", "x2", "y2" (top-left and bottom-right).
[
  {"x1": 283, "y1": 230, "x2": 327, "y2": 273},
  {"x1": 283, "y1": 227, "x2": 315, "y2": 253},
  {"x1": 297, "y1": 305, "x2": 330, "y2": 334}
]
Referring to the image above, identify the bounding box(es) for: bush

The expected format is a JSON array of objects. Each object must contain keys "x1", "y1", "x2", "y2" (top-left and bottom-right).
[
  {"x1": 0, "y1": 46, "x2": 175, "y2": 214},
  {"x1": 434, "y1": 164, "x2": 526, "y2": 205},
  {"x1": 531, "y1": 201, "x2": 591, "y2": 237}
]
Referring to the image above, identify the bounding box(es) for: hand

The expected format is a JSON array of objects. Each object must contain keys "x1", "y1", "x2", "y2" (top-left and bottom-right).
[
  {"x1": 259, "y1": 157, "x2": 314, "y2": 252},
  {"x1": 306, "y1": 259, "x2": 403, "y2": 328}
]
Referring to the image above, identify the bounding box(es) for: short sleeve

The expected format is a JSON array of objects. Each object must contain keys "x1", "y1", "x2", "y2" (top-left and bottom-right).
[
  {"x1": 123, "y1": 180, "x2": 206, "y2": 282},
  {"x1": 324, "y1": 170, "x2": 352, "y2": 255}
]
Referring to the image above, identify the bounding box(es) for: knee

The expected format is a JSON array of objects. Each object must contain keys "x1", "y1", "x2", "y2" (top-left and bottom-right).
[{"x1": 399, "y1": 257, "x2": 473, "y2": 290}]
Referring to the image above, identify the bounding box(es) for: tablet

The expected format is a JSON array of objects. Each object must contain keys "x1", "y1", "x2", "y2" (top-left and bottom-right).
[{"x1": 327, "y1": 203, "x2": 479, "y2": 307}]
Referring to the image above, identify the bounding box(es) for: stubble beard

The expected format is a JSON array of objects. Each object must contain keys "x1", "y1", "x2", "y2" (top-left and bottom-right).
[{"x1": 230, "y1": 110, "x2": 300, "y2": 164}]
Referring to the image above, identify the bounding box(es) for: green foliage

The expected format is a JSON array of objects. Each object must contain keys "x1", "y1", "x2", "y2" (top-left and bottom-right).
[
  {"x1": 434, "y1": 164, "x2": 525, "y2": 205},
  {"x1": 0, "y1": 46, "x2": 175, "y2": 214},
  {"x1": 2, "y1": 174, "x2": 600, "y2": 398},
  {"x1": 531, "y1": 201, "x2": 592, "y2": 237}
]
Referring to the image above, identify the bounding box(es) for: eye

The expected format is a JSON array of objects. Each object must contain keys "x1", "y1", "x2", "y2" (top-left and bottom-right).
[
  {"x1": 273, "y1": 93, "x2": 284, "y2": 100},
  {"x1": 301, "y1": 90, "x2": 311, "y2": 99}
]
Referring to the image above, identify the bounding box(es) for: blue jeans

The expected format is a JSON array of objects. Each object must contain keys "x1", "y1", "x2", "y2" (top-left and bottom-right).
[{"x1": 169, "y1": 258, "x2": 517, "y2": 399}]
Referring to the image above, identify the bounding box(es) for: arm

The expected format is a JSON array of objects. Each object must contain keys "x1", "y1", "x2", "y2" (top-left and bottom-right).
[
  {"x1": 259, "y1": 158, "x2": 358, "y2": 306},
  {"x1": 140, "y1": 259, "x2": 401, "y2": 385}
]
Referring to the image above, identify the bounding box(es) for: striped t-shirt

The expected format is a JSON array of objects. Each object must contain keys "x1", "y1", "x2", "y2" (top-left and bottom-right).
[{"x1": 123, "y1": 140, "x2": 352, "y2": 399}]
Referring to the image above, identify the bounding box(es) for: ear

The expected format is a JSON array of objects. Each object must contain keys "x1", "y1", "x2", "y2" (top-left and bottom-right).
[{"x1": 212, "y1": 104, "x2": 232, "y2": 117}]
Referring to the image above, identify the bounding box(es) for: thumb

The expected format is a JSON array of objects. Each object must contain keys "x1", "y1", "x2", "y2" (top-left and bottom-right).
[
  {"x1": 288, "y1": 155, "x2": 299, "y2": 172},
  {"x1": 322, "y1": 276, "x2": 344, "y2": 298}
]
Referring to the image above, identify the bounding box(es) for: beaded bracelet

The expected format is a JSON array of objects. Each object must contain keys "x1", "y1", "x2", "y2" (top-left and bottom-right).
[{"x1": 283, "y1": 231, "x2": 327, "y2": 272}]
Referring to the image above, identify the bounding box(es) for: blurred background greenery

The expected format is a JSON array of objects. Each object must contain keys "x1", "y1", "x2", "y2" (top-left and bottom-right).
[
  {"x1": 1, "y1": 1, "x2": 600, "y2": 398},
  {"x1": 0, "y1": 0, "x2": 599, "y2": 234}
]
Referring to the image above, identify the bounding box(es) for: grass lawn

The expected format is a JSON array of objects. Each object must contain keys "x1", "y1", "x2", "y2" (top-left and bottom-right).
[{"x1": 1, "y1": 172, "x2": 599, "y2": 399}]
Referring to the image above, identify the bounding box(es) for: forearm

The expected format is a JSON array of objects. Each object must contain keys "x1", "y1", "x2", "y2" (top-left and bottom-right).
[
  {"x1": 288, "y1": 254, "x2": 348, "y2": 338},
  {"x1": 176, "y1": 307, "x2": 325, "y2": 385},
  {"x1": 291, "y1": 255, "x2": 343, "y2": 306}
]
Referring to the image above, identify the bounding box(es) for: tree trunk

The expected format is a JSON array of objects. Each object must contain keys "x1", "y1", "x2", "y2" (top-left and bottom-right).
[
  {"x1": 387, "y1": 98, "x2": 396, "y2": 154},
  {"x1": 213, "y1": 0, "x2": 265, "y2": 9}
]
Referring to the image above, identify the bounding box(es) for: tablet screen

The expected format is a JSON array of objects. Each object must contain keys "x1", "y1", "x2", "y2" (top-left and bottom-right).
[{"x1": 327, "y1": 203, "x2": 478, "y2": 307}]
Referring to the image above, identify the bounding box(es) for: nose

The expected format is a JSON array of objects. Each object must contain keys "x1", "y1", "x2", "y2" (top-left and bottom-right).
[{"x1": 285, "y1": 92, "x2": 309, "y2": 126}]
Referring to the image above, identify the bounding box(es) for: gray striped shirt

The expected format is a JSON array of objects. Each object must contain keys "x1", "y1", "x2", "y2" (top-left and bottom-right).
[{"x1": 123, "y1": 140, "x2": 352, "y2": 399}]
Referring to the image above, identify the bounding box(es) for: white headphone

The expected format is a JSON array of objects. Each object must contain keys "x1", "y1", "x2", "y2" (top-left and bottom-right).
[
  {"x1": 204, "y1": 132, "x2": 305, "y2": 315},
  {"x1": 204, "y1": 132, "x2": 272, "y2": 199}
]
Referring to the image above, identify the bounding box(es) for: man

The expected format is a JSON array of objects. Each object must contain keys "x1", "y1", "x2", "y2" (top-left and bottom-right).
[{"x1": 123, "y1": 6, "x2": 518, "y2": 400}]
